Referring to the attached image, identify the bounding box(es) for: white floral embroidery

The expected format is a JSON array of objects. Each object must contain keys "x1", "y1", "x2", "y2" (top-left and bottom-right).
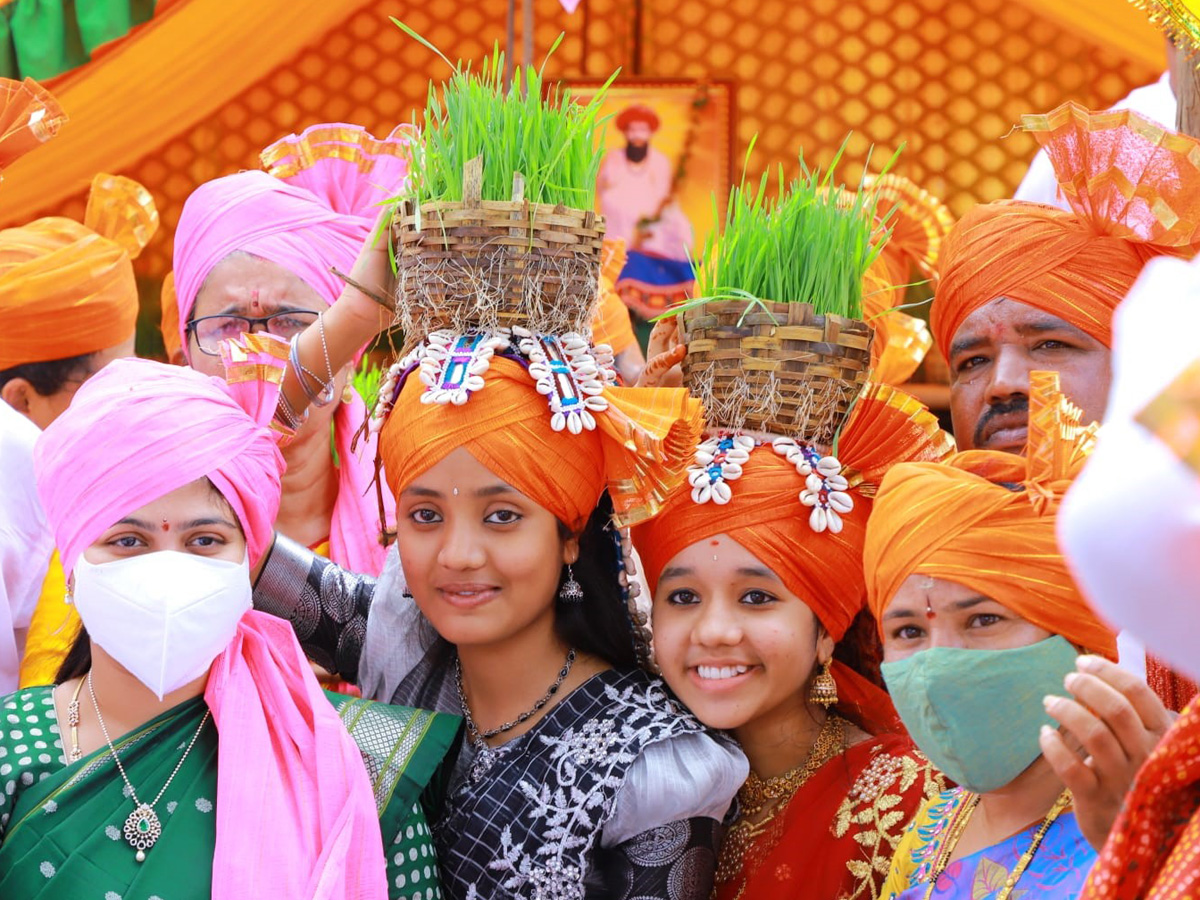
[
  {"x1": 42, "y1": 800, "x2": 56, "y2": 814},
  {"x1": 195, "y1": 797, "x2": 213, "y2": 813},
  {"x1": 166, "y1": 800, "x2": 178, "y2": 814},
  {"x1": 483, "y1": 679, "x2": 699, "y2": 899},
  {"x1": 105, "y1": 825, "x2": 121, "y2": 841},
  {"x1": 39, "y1": 860, "x2": 54, "y2": 878}
]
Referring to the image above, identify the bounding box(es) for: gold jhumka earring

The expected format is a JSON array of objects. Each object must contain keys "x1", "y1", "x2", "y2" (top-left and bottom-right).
[{"x1": 808, "y1": 659, "x2": 839, "y2": 708}]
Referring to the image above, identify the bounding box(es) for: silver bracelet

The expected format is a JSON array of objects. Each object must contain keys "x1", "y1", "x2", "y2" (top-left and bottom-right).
[
  {"x1": 289, "y1": 333, "x2": 335, "y2": 408},
  {"x1": 275, "y1": 385, "x2": 308, "y2": 430}
]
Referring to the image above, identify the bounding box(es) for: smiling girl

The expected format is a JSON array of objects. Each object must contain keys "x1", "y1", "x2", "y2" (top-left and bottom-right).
[
  {"x1": 251, "y1": 248, "x2": 748, "y2": 896},
  {"x1": 629, "y1": 383, "x2": 953, "y2": 900}
]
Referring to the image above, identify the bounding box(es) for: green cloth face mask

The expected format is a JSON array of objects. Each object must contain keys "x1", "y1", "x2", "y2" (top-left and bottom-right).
[{"x1": 881, "y1": 635, "x2": 1079, "y2": 794}]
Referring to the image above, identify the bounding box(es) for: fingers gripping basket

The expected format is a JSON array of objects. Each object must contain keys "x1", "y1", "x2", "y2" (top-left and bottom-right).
[
  {"x1": 391, "y1": 156, "x2": 606, "y2": 341},
  {"x1": 680, "y1": 299, "x2": 874, "y2": 446}
]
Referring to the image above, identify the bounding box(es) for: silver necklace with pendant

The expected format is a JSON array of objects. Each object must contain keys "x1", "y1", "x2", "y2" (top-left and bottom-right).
[
  {"x1": 454, "y1": 648, "x2": 575, "y2": 782},
  {"x1": 87, "y1": 673, "x2": 210, "y2": 862}
]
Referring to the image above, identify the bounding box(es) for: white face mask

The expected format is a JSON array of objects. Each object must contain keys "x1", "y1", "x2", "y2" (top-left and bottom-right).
[{"x1": 72, "y1": 551, "x2": 252, "y2": 700}]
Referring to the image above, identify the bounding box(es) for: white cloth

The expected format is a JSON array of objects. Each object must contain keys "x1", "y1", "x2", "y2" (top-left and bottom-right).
[
  {"x1": 1059, "y1": 254, "x2": 1200, "y2": 684},
  {"x1": 1014, "y1": 72, "x2": 1176, "y2": 209},
  {"x1": 0, "y1": 402, "x2": 54, "y2": 692},
  {"x1": 604, "y1": 730, "x2": 747, "y2": 846}
]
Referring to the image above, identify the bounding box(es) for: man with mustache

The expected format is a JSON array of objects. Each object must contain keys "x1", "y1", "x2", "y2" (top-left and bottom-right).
[
  {"x1": 932, "y1": 101, "x2": 1200, "y2": 711},
  {"x1": 933, "y1": 102, "x2": 1200, "y2": 455}
]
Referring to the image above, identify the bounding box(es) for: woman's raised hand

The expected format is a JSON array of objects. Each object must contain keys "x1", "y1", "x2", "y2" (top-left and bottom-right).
[
  {"x1": 1040, "y1": 654, "x2": 1174, "y2": 851},
  {"x1": 636, "y1": 318, "x2": 686, "y2": 388},
  {"x1": 281, "y1": 209, "x2": 397, "y2": 420}
]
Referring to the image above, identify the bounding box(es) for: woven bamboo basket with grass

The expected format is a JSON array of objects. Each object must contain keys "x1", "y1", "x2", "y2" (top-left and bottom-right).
[
  {"x1": 392, "y1": 156, "x2": 605, "y2": 339},
  {"x1": 680, "y1": 299, "x2": 874, "y2": 446}
]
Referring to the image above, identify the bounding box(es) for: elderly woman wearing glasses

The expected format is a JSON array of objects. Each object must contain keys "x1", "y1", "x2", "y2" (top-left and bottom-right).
[{"x1": 162, "y1": 123, "x2": 411, "y2": 586}]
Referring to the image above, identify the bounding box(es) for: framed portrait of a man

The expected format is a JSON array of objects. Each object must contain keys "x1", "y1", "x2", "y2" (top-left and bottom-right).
[{"x1": 568, "y1": 79, "x2": 734, "y2": 319}]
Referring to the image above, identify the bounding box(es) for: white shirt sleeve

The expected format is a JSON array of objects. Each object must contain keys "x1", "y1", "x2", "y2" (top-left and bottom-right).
[{"x1": 601, "y1": 730, "x2": 748, "y2": 847}]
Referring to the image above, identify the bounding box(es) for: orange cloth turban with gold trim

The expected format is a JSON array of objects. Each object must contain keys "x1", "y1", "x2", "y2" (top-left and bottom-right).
[
  {"x1": 864, "y1": 371, "x2": 1116, "y2": 658},
  {"x1": 0, "y1": 173, "x2": 157, "y2": 370},
  {"x1": 933, "y1": 103, "x2": 1200, "y2": 354},
  {"x1": 633, "y1": 384, "x2": 953, "y2": 640},
  {"x1": 380, "y1": 356, "x2": 702, "y2": 531}
]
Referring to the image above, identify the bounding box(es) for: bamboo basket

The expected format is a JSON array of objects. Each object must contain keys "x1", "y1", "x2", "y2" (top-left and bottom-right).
[
  {"x1": 680, "y1": 299, "x2": 875, "y2": 445},
  {"x1": 391, "y1": 156, "x2": 606, "y2": 341}
]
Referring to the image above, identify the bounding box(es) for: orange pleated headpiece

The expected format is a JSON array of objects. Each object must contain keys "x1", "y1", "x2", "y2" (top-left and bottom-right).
[
  {"x1": 634, "y1": 384, "x2": 953, "y2": 639},
  {"x1": 861, "y1": 174, "x2": 953, "y2": 384},
  {"x1": 379, "y1": 356, "x2": 702, "y2": 531},
  {"x1": 0, "y1": 173, "x2": 158, "y2": 370},
  {"x1": 864, "y1": 371, "x2": 1116, "y2": 658},
  {"x1": 591, "y1": 239, "x2": 637, "y2": 356},
  {"x1": 0, "y1": 77, "x2": 65, "y2": 171},
  {"x1": 933, "y1": 103, "x2": 1200, "y2": 354}
]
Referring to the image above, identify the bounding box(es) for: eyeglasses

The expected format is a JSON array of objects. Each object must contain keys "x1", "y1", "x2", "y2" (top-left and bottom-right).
[{"x1": 186, "y1": 310, "x2": 320, "y2": 356}]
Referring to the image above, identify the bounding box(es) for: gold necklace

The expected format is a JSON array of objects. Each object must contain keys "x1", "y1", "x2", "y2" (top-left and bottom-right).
[
  {"x1": 921, "y1": 789, "x2": 1073, "y2": 900},
  {"x1": 716, "y1": 714, "x2": 846, "y2": 890}
]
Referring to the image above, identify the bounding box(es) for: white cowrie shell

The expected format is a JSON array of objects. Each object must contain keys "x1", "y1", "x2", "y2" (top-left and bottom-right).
[
  {"x1": 724, "y1": 448, "x2": 751, "y2": 464},
  {"x1": 799, "y1": 489, "x2": 819, "y2": 507},
  {"x1": 464, "y1": 375, "x2": 485, "y2": 392},
  {"x1": 817, "y1": 456, "x2": 842, "y2": 476},
  {"x1": 451, "y1": 390, "x2": 470, "y2": 406},
  {"x1": 733, "y1": 435, "x2": 757, "y2": 450},
  {"x1": 826, "y1": 509, "x2": 844, "y2": 534},
  {"x1": 579, "y1": 381, "x2": 605, "y2": 396},
  {"x1": 712, "y1": 481, "x2": 732, "y2": 504},
  {"x1": 824, "y1": 474, "x2": 849, "y2": 492},
  {"x1": 828, "y1": 491, "x2": 853, "y2": 513},
  {"x1": 810, "y1": 507, "x2": 828, "y2": 533},
  {"x1": 694, "y1": 450, "x2": 715, "y2": 465},
  {"x1": 511, "y1": 325, "x2": 532, "y2": 338},
  {"x1": 691, "y1": 483, "x2": 712, "y2": 504},
  {"x1": 583, "y1": 395, "x2": 608, "y2": 412},
  {"x1": 720, "y1": 462, "x2": 743, "y2": 479},
  {"x1": 806, "y1": 473, "x2": 824, "y2": 493},
  {"x1": 567, "y1": 414, "x2": 584, "y2": 435},
  {"x1": 551, "y1": 411, "x2": 567, "y2": 432},
  {"x1": 689, "y1": 469, "x2": 710, "y2": 487}
]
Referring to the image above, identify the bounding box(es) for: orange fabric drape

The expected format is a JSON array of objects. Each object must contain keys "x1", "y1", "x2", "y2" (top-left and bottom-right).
[{"x1": 0, "y1": 0, "x2": 377, "y2": 227}]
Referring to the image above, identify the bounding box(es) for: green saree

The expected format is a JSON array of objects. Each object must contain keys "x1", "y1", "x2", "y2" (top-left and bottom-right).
[{"x1": 0, "y1": 686, "x2": 458, "y2": 899}]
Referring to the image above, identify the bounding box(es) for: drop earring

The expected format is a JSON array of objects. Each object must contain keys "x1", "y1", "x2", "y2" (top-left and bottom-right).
[
  {"x1": 558, "y1": 565, "x2": 584, "y2": 603},
  {"x1": 808, "y1": 659, "x2": 838, "y2": 708}
]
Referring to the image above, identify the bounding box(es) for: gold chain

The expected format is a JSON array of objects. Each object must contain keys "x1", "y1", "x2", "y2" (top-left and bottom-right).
[
  {"x1": 921, "y1": 789, "x2": 1073, "y2": 900},
  {"x1": 716, "y1": 714, "x2": 846, "y2": 892}
]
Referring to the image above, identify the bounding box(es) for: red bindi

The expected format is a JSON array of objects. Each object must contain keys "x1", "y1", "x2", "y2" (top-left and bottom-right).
[
  {"x1": 709, "y1": 539, "x2": 720, "y2": 546},
  {"x1": 161, "y1": 520, "x2": 170, "y2": 532}
]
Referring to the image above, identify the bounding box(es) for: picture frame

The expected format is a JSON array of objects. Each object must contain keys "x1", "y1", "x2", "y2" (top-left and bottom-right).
[{"x1": 568, "y1": 78, "x2": 735, "y2": 318}]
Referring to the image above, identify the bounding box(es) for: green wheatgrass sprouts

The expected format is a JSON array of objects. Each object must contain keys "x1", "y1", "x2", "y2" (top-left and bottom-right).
[
  {"x1": 667, "y1": 138, "x2": 895, "y2": 323},
  {"x1": 394, "y1": 21, "x2": 617, "y2": 209}
]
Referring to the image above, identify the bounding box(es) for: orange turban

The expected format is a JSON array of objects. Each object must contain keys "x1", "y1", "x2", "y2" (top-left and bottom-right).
[
  {"x1": 0, "y1": 173, "x2": 157, "y2": 370},
  {"x1": 633, "y1": 384, "x2": 952, "y2": 639},
  {"x1": 933, "y1": 103, "x2": 1200, "y2": 354},
  {"x1": 380, "y1": 356, "x2": 701, "y2": 531},
  {"x1": 864, "y1": 371, "x2": 1116, "y2": 659}
]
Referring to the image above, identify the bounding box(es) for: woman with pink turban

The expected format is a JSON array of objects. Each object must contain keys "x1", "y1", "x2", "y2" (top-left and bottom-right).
[
  {"x1": 0, "y1": 336, "x2": 457, "y2": 900},
  {"x1": 165, "y1": 123, "x2": 410, "y2": 583}
]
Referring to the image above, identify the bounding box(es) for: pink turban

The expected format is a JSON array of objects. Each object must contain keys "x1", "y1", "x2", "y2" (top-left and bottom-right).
[
  {"x1": 34, "y1": 348, "x2": 285, "y2": 575},
  {"x1": 171, "y1": 123, "x2": 412, "y2": 344},
  {"x1": 169, "y1": 124, "x2": 412, "y2": 575}
]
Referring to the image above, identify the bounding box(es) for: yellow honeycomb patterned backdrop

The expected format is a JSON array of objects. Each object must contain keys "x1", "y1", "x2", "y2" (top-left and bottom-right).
[{"x1": 36, "y1": 0, "x2": 1156, "y2": 282}]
